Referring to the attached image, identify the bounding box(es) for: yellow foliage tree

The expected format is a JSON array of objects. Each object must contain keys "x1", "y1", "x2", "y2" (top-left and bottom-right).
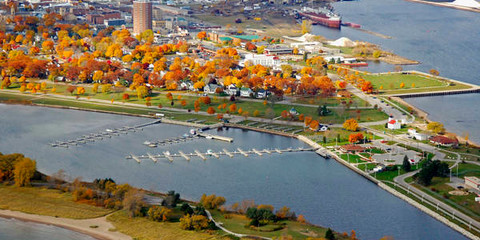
[
  {"x1": 343, "y1": 118, "x2": 359, "y2": 131},
  {"x1": 13, "y1": 158, "x2": 36, "y2": 187}
]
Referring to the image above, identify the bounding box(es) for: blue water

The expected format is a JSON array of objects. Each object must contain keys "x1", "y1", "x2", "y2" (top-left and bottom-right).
[
  {"x1": 313, "y1": 0, "x2": 480, "y2": 143},
  {"x1": 0, "y1": 104, "x2": 467, "y2": 240},
  {"x1": 0, "y1": 217, "x2": 95, "y2": 240}
]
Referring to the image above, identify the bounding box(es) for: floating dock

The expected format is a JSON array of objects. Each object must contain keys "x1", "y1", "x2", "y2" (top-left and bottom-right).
[{"x1": 125, "y1": 147, "x2": 318, "y2": 163}]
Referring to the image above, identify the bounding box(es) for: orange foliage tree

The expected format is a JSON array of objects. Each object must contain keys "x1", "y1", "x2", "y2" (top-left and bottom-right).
[{"x1": 343, "y1": 118, "x2": 359, "y2": 131}]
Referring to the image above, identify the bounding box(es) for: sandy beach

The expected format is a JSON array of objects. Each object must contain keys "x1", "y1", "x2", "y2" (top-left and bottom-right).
[{"x1": 0, "y1": 210, "x2": 131, "y2": 240}]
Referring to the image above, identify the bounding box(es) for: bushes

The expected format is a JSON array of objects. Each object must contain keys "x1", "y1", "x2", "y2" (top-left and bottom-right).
[
  {"x1": 180, "y1": 214, "x2": 210, "y2": 231},
  {"x1": 148, "y1": 206, "x2": 172, "y2": 222}
]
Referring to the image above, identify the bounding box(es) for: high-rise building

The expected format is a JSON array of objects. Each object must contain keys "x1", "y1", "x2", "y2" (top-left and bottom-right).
[{"x1": 133, "y1": 0, "x2": 152, "y2": 35}]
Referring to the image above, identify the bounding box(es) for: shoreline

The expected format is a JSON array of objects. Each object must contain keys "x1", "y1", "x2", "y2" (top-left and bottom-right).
[
  {"x1": 404, "y1": 0, "x2": 480, "y2": 13},
  {"x1": 0, "y1": 210, "x2": 130, "y2": 240},
  {"x1": 1, "y1": 94, "x2": 479, "y2": 238}
]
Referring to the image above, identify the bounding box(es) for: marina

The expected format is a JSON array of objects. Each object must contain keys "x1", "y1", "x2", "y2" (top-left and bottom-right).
[
  {"x1": 49, "y1": 120, "x2": 161, "y2": 148},
  {"x1": 126, "y1": 147, "x2": 318, "y2": 163}
]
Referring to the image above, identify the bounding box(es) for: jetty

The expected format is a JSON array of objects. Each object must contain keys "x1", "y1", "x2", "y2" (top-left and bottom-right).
[
  {"x1": 197, "y1": 133, "x2": 233, "y2": 142},
  {"x1": 126, "y1": 147, "x2": 317, "y2": 163},
  {"x1": 50, "y1": 120, "x2": 161, "y2": 148}
]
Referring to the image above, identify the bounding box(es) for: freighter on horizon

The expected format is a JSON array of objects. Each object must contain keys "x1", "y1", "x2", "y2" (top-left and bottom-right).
[{"x1": 298, "y1": 7, "x2": 341, "y2": 29}]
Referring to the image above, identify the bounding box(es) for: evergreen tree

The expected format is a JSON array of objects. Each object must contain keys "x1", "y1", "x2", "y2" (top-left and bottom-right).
[
  {"x1": 325, "y1": 228, "x2": 335, "y2": 240},
  {"x1": 402, "y1": 155, "x2": 411, "y2": 172}
]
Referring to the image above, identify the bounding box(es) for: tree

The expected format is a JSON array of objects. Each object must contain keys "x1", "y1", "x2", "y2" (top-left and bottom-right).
[
  {"x1": 429, "y1": 69, "x2": 439, "y2": 76},
  {"x1": 301, "y1": 20, "x2": 312, "y2": 34},
  {"x1": 427, "y1": 121, "x2": 445, "y2": 134},
  {"x1": 229, "y1": 103, "x2": 237, "y2": 113},
  {"x1": 136, "y1": 85, "x2": 149, "y2": 99},
  {"x1": 297, "y1": 214, "x2": 306, "y2": 224},
  {"x1": 402, "y1": 155, "x2": 411, "y2": 172},
  {"x1": 122, "y1": 93, "x2": 130, "y2": 101},
  {"x1": 325, "y1": 228, "x2": 335, "y2": 240},
  {"x1": 180, "y1": 214, "x2": 209, "y2": 231},
  {"x1": 122, "y1": 189, "x2": 145, "y2": 217},
  {"x1": 148, "y1": 206, "x2": 172, "y2": 222},
  {"x1": 343, "y1": 118, "x2": 359, "y2": 131},
  {"x1": 13, "y1": 158, "x2": 36, "y2": 187},
  {"x1": 400, "y1": 82, "x2": 405, "y2": 88},
  {"x1": 92, "y1": 83, "x2": 99, "y2": 93},
  {"x1": 348, "y1": 133, "x2": 364, "y2": 143},
  {"x1": 207, "y1": 107, "x2": 215, "y2": 115},
  {"x1": 197, "y1": 31, "x2": 207, "y2": 40},
  {"x1": 200, "y1": 194, "x2": 226, "y2": 209},
  {"x1": 276, "y1": 206, "x2": 295, "y2": 220}
]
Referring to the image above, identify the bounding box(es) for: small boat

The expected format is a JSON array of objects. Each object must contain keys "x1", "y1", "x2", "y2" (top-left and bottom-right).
[
  {"x1": 206, "y1": 149, "x2": 214, "y2": 155},
  {"x1": 205, "y1": 135, "x2": 213, "y2": 140},
  {"x1": 143, "y1": 141, "x2": 151, "y2": 145},
  {"x1": 183, "y1": 133, "x2": 189, "y2": 138},
  {"x1": 106, "y1": 129, "x2": 113, "y2": 132},
  {"x1": 190, "y1": 129, "x2": 197, "y2": 135},
  {"x1": 148, "y1": 144, "x2": 157, "y2": 148},
  {"x1": 164, "y1": 151, "x2": 171, "y2": 156}
]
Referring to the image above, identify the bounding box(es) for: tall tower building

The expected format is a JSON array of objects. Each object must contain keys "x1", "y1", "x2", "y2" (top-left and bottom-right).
[{"x1": 133, "y1": 0, "x2": 152, "y2": 35}]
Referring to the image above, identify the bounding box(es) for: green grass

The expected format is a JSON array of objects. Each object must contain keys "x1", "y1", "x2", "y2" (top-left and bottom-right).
[
  {"x1": 107, "y1": 210, "x2": 228, "y2": 240},
  {"x1": 325, "y1": 45, "x2": 354, "y2": 55},
  {"x1": 369, "y1": 124, "x2": 408, "y2": 135},
  {"x1": 413, "y1": 177, "x2": 480, "y2": 222},
  {"x1": 373, "y1": 168, "x2": 406, "y2": 182},
  {"x1": 4, "y1": 84, "x2": 388, "y2": 124},
  {"x1": 209, "y1": 210, "x2": 346, "y2": 240},
  {"x1": 340, "y1": 154, "x2": 365, "y2": 163},
  {"x1": 358, "y1": 163, "x2": 376, "y2": 171},
  {"x1": 0, "y1": 185, "x2": 112, "y2": 219},
  {"x1": 455, "y1": 163, "x2": 480, "y2": 178},
  {"x1": 361, "y1": 73, "x2": 472, "y2": 95},
  {"x1": 291, "y1": 95, "x2": 370, "y2": 107}
]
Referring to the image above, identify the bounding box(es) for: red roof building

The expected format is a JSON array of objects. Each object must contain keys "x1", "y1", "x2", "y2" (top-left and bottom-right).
[
  {"x1": 430, "y1": 135, "x2": 458, "y2": 147},
  {"x1": 340, "y1": 144, "x2": 366, "y2": 153}
]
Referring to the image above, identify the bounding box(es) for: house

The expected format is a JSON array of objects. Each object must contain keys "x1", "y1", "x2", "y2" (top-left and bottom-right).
[
  {"x1": 256, "y1": 89, "x2": 268, "y2": 99},
  {"x1": 204, "y1": 84, "x2": 222, "y2": 94},
  {"x1": 430, "y1": 135, "x2": 459, "y2": 147},
  {"x1": 387, "y1": 115, "x2": 401, "y2": 130},
  {"x1": 180, "y1": 81, "x2": 194, "y2": 91},
  {"x1": 407, "y1": 128, "x2": 430, "y2": 141},
  {"x1": 242, "y1": 54, "x2": 280, "y2": 67},
  {"x1": 240, "y1": 87, "x2": 254, "y2": 97},
  {"x1": 465, "y1": 176, "x2": 480, "y2": 191},
  {"x1": 340, "y1": 144, "x2": 366, "y2": 153},
  {"x1": 226, "y1": 85, "x2": 239, "y2": 96}
]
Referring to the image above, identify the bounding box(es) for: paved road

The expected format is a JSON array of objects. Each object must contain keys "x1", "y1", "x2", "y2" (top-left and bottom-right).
[{"x1": 394, "y1": 171, "x2": 480, "y2": 234}]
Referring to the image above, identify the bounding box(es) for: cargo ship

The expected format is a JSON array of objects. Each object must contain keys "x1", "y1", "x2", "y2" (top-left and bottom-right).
[{"x1": 298, "y1": 7, "x2": 341, "y2": 29}]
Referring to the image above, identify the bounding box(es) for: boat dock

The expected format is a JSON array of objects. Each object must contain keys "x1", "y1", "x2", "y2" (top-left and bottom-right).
[
  {"x1": 50, "y1": 120, "x2": 161, "y2": 148},
  {"x1": 144, "y1": 135, "x2": 200, "y2": 147},
  {"x1": 125, "y1": 147, "x2": 317, "y2": 163},
  {"x1": 197, "y1": 133, "x2": 233, "y2": 142}
]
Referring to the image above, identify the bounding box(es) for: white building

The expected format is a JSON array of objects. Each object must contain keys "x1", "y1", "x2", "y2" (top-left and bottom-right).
[
  {"x1": 407, "y1": 128, "x2": 430, "y2": 141},
  {"x1": 242, "y1": 54, "x2": 280, "y2": 67},
  {"x1": 387, "y1": 115, "x2": 401, "y2": 130},
  {"x1": 465, "y1": 176, "x2": 480, "y2": 191}
]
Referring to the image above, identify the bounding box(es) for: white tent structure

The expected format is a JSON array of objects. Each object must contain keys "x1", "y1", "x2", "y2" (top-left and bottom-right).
[{"x1": 450, "y1": 0, "x2": 480, "y2": 8}]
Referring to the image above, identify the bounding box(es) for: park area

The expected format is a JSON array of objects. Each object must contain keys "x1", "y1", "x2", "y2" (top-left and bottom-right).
[{"x1": 361, "y1": 72, "x2": 472, "y2": 95}]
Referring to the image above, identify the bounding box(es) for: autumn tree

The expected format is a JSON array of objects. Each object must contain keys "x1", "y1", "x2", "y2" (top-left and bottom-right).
[
  {"x1": 207, "y1": 107, "x2": 215, "y2": 115},
  {"x1": 197, "y1": 31, "x2": 207, "y2": 40},
  {"x1": 122, "y1": 189, "x2": 145, "y2": 217},
  {"x1": 180, "y1": 214, "x2": 209, "y2": 231},
  {"x1": 229, "y1": 103, "x2": 237, "y2": 112},
  {"x1": 429, "y1": 69, "x2": 439, "y2": 76},
  {"x1": 348, "y1": 133, "x2": 364, "y2": 143},
  {"x1": 148, "y1": 206, "x2": 172, "y2": 222},
  {"x1": 122, "y1": 93, "x2": 130, "y2": 101},
  {"x1": 200, "y1": 194, "x2": 226, "y2": 209},
  {"x1": 427, "y1": 121, "x2": 445, "y2": 134},
  {"x1": 136, "y1": 85, "x2": 149, "y2": 99},
  {"x1": 13, "y1": 158, "x2": 36, "y2": 187},
  {"x1": 343, "y1": 118, "x2": 359, "y2": 131},
  {"x1": 276, "y1": 206, "x2": 296, "y2": 220}
]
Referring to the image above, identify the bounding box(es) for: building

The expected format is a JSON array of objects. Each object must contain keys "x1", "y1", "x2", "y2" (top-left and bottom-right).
[
  {"x1": 429, "y1": 135, "x2": 459, "y2": 147},
  {"x1": 407, "y1": 128, "x2": 430, "y2": 141},
  {"x1": 387, "y1": 115, "x2": 401, "y2": 130},
  {"x1": 242, "y1": 54, "x2": 280, "y2": 67},
  {"x1": 240, "y1": 87, "x2": 254, "y2": 97},
  {"x1": 204, "y1": 84, "x2": 222, "y2": 94},
  {"x1": 133, "y1": 0, "x2": 153, "y2": 35},
  {"x1": 340, "y1": 144, "x2": 366, "y2": 153},
  {"x1": 465, "y1": 176, "x2": 480, "y2": 191}
]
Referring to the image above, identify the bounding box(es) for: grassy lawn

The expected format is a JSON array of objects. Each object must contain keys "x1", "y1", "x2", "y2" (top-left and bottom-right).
[
  {"x1": 5, "y1": 83, "x2": 388, "y2": 124},
  {"x1": 209, "y1": 210, "x2": 345, "y2": 240},
  {"x1": 361, "y1": 73, "x2": 472, "y2": 95},
  {"x1": 0, "y1": 185, "x2": 112, "y2": 219},
  {"x1": 454, "y1": 163, "x2": 480, "y2": 178},
  {"x1": 325, "y1": 45, "x2": 354, "y2": 55},
  {"x1": 107, "y1": 210, "x2": 229, "y2": 240},
  {"x1": 413, "y1": 177, "x2": 480, "y2": 222},
  {"x1": 357, "y1": 163, "x2": 377, "y2": 171},
  {"x1": 291, "y1": 95, "x2": 370, "y2": 107},
  {"x1": 373, "y1": 168, "x2": 406, "y2": 182},
  {"x1": 369, "y1": 124, "x2": 408, "y2": 135},
  {"x1": 340, "y1": 154, "x2": 365, "y2": 164}
]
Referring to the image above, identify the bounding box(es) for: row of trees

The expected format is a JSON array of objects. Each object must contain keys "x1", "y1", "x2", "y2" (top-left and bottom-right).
[{"x1": 0, "y1": 153, "x2": 37, "y2": 187}]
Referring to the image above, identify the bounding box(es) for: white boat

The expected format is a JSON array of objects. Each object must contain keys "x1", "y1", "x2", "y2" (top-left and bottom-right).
[
  {"x1": 206, "y1": 149, "x2": 214, "y2": 155},
  {"x1": 164, "y1": 151, "x2": 171, "y2": 156},
  {"x1": 143, "y1": 141, "x2": 151, "y2": 145},
  {"x1": 205, "y1": 135, "x2": 213, "y2": 140},
  {"x1": 106, "y1": 129, "x2": 113, "y2": 132},
  {"x1": 190, "y1": 129, "x2": 197, "y2": 135}
]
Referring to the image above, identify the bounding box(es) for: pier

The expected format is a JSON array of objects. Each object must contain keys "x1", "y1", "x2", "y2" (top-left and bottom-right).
[
  {"x1": 50, "y1": 120, "x2": 161, "y2": 148},
  {"x1": 197, "y1": 133, "x2": 233, "y2": 142},
  {"x1": 125, "y1": 147, "x2": 317, "y2": 163}
]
